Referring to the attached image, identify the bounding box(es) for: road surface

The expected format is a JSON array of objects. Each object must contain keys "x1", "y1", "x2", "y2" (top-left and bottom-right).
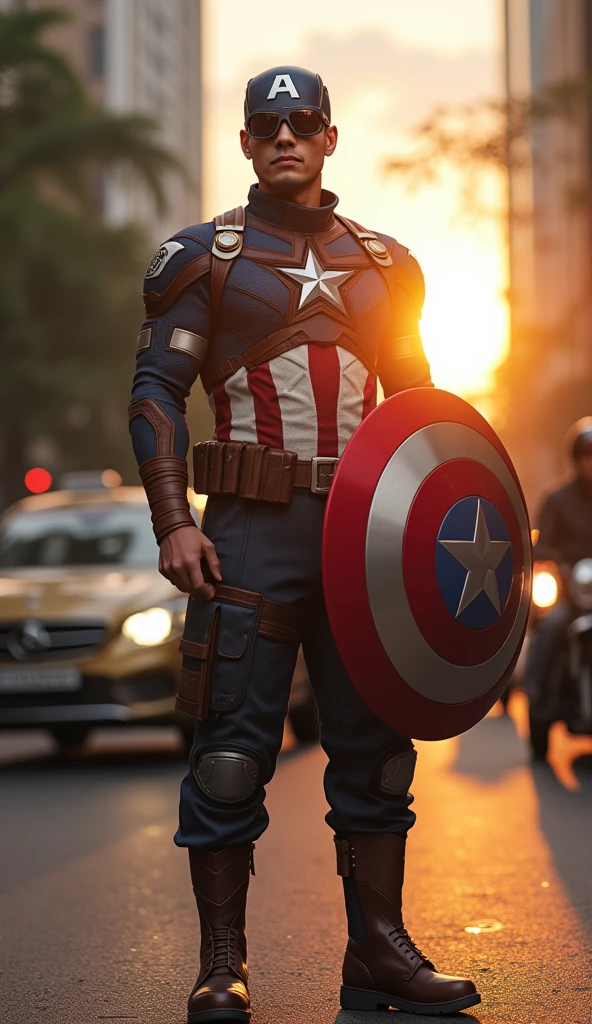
[{"x1": 1, "y1": 695, "x2": 591, "y2": 1024}]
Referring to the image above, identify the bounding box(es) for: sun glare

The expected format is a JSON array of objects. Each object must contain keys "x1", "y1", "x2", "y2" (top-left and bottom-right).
[{"x1": 420, "y1": 244, "x2": 509, "y2": 398}]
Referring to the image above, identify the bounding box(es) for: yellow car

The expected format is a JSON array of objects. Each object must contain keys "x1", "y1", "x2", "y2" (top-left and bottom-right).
[
  {"x1": 0, "y1": 483, "x2": 194, "y2": 750},
  {"x1": 0, "y1": 480, "x2": 318, "y2": 751}
]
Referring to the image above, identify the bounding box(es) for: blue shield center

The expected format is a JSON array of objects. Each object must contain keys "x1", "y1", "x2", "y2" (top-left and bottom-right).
[{"x1": 436, "y1": 496, "x2": 514, "y2": 630}]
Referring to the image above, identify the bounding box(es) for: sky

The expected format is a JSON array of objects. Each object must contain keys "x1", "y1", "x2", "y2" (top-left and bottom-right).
[{"x1": 202, "y1": 0, "x2": 507, "y2": 401}]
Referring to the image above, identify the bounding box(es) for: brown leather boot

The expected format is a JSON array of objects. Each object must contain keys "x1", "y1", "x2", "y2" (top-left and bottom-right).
[
  {"x1": 187, "y1": 844, "x2": 253, "y2": 1022},
  {"x1": 335, "y1": 833, "x2": 481, "y2": 1015}
]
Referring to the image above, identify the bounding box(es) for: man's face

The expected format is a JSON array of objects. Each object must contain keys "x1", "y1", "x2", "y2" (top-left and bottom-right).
[
  {"x1": 576, "y1": 451, "x2": 592, "y2": 484},
  {"x1": 240, "y1": 119, "x2": 338, "y2": 196}
]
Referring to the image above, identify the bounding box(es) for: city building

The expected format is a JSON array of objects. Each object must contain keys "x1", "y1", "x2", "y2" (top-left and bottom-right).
[
  {"x1": 504, "y1": 0, "x2": 592, "y2": 506},
  {"x1": 4, "y1": 0, "x2": 203, "y2": 242}
]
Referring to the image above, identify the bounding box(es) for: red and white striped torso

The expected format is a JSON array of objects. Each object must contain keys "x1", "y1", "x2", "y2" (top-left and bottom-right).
[{"x1": 209, "y1": 344, "x2": 377, "y2": 459}]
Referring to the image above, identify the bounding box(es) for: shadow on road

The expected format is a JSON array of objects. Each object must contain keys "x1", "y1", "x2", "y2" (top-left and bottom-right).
[
  {"x1": 530, "y1": 754, "x2": 592, "y2": 935},
  {"x1": 451, "y1": 711, "x2": 526, "y2": 784},
  {"x1": 452, "y1": 707, "x2": 592, "y2": 937}
]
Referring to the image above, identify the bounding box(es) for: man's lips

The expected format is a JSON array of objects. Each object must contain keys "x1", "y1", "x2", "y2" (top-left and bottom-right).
[{"x1": 271, "y1": 155, "x2": 302, "y2": 165}]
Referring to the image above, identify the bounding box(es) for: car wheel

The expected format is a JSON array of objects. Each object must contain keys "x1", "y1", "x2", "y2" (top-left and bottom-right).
[
  {"x1": 49, "y1": 725, "x2": 92, "y2": 750},
  {"x1": 288, "y1": 691, "x2": 320, "y2": 744},
  {"x1": 528, "y1": 710, "x2": 551, "y2": 761}
]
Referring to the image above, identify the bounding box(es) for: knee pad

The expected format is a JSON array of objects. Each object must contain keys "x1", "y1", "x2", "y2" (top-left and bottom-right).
[
  {"x1": 378, "y1": 747, "x2": 417, "y2": 796},
  {"x1": 193, "y1": 749, "x2": 261, "y2": 804}
]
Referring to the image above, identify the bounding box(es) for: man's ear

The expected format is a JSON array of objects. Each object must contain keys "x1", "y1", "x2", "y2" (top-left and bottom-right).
[
  {"x1": 239, "y1": 129, "x2": 253, "y2": 161},
  {"x1": 325, "y1": 124, "x2": 338, "y2": 157}
]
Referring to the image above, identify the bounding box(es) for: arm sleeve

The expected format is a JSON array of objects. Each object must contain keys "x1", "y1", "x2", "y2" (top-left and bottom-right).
[
  {"x1": 376, "y1": 244, "x2": 432, "y2": 399},
  {"x1": 129, "y1": 241, "x2": 212, "y2": 467},
  {"x1": 533, "y1": 493, "x2": 562, "y2": 562}
]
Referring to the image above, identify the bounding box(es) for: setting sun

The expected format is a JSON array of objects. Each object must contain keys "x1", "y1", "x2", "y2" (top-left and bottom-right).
[{"x1": 421, "y1": 239, "x2": 509, "y2": 395}]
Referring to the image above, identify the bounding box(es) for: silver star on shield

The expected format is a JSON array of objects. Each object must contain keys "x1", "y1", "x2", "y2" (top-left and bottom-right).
[
  {"x1": 276, "y1": 248, "x2": 353, "y2": 314},
  {"x1": 438, "y1": 500, "x2": 511, "y2": 617}
]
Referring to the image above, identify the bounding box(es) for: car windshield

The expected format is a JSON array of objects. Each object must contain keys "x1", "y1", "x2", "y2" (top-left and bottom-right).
[{"x1": 0, "y1": 504, "x2": 159, "y2": 568}]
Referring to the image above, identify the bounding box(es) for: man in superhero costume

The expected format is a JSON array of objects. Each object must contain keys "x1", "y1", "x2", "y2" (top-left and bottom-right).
[{"x1": 129, "y1": 66, "x2": 480, "y2": 1020}]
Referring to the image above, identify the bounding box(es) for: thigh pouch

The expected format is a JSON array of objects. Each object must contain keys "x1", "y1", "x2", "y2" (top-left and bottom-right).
[{"x1": 175, "y1": 583, "x2": 302, "y2": 721}]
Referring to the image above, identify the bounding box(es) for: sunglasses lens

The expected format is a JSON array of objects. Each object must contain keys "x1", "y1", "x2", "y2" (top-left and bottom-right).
[
  {"x1": 289, "y1": 109, "x2": 324, "y2": 135},
  {"x1": 248, "y1": 112, "x2": 280, "y2": 138}
]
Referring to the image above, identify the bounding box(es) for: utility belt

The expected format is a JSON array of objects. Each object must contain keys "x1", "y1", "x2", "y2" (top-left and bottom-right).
[{"x1": 193, "y1": 440, "x2": 339, "y2": 503}]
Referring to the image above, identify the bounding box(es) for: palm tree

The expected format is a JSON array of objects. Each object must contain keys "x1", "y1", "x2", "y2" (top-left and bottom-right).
[{"x1": 0, "y1": 7, "x2": 184, "y2": 507}]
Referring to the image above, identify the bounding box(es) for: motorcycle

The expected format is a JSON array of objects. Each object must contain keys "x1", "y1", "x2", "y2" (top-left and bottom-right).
[{"x1": 528, "y1": 558, "x2": 592, "y2": 758}]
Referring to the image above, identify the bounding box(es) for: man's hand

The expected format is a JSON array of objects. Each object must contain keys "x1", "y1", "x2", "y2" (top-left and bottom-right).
[{"x1": 159, "y1": 526, "x2": 222, "y2": 599}]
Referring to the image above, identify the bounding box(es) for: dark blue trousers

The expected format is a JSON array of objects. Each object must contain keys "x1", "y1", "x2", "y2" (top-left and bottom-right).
[{"x1": 174, "y1": 491, "x2": 416, "y2": 850}]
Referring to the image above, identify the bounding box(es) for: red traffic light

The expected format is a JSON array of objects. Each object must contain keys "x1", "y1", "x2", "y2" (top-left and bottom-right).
[{"x1": 25, "y1": 468, "x2": 52, "y2": 494}]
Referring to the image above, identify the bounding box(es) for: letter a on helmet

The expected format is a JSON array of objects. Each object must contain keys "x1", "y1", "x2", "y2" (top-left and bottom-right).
[
  {"x1": 322, "y1": 388, "x2": 532, "y2": 740},
  {"x1": 267, "y1": 74, "x2": 300, "y2": 100}
]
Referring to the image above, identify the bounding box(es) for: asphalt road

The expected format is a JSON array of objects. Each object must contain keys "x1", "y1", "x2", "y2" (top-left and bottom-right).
[{"x1": 1, "y1": 695, "x2": 591, "y2": 1024}]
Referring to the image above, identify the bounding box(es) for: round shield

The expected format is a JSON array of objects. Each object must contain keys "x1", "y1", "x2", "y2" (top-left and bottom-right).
[{"x1": 323, "y1": 388, "x2": 532, "y2": 740}]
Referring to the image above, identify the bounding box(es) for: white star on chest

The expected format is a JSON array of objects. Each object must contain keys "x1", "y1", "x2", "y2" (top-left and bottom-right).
[
  {"x1": 438, "y1": 500, "x2": 512, "y2": 617},
  {"x1": 276, "y1": 248, "x2": 353, "y2": 314}
]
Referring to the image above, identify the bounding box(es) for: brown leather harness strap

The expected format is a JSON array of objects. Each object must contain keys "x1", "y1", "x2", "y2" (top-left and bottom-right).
[
  {"x1": 201, "y1": 211, "x2": 395, "y2": 392},
  {"x1": 213, "y1": 583, "x2": 302, "y2": 645},
  {"x1": 201, "y1": 320, "x2": 373, "y2": 394},
  {"x1": 211, "y1": 206, "x2": 245, "y2": 322}
]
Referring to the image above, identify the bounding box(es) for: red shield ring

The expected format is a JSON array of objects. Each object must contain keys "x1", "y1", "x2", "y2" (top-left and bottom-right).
[{"x1": 322, "y1": 389, "x2": 532, "y2": 740}]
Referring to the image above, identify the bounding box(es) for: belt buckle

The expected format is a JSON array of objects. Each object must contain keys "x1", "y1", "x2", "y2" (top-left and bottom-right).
[{"x1": 311, "y1": 456, "x2": 339, "y2": 494}]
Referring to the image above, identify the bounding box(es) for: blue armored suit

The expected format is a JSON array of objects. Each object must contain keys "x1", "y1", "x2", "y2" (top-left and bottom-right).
[{"x1": 129, "y1": 185, "x2": 431, "y2": 849}]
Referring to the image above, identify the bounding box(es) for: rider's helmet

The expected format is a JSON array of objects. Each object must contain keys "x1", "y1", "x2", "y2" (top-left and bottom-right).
[{"x1": 567, "y1": 417, "x2": 592, "y2": 460}]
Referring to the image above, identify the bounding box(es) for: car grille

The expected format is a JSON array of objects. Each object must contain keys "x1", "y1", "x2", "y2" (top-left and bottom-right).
[{"x1": 0, "y1": 621, "x2": 108, "y2": 662}]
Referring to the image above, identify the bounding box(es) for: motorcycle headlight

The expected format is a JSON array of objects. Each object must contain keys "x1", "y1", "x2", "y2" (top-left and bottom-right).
[
  {"x1": 121, "y1": 597, "x2": 186, "y2": 647},
  {"x1": 532, "y1": 570, "x2": 558, "y2": 609},
  {"x1": 570, "y1": 558, "x2": 592, "y2": 609}
]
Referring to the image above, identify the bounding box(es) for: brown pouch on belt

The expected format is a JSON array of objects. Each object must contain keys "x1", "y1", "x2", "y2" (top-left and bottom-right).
[
  {"x1": 260, "y1": 449, "x2": 298, "y2": 502},
  {"x1": 221, "y1": 441, "x2": 245, "y2": 493},
  {"x1": 237, "y1": 444, "x2": 297, "y2": 502},
  {"x1": 237, "y1": 443, "x2": 267, "y2": 499},
  {"x1": 193, "y1": 440, "x2": 298, "y2": 503},
  {"x1": 176, "y1": 607, "x2": 220, "y2": 720}
]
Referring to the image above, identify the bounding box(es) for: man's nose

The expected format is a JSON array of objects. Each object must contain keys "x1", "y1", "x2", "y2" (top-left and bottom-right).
[{"x1": 275, "y1": 120, "x2": 296, "y2": 145}]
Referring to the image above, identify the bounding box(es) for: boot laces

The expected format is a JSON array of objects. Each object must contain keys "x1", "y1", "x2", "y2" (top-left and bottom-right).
[
  {"x1": 388, "y1": 925, "x2": 434, "y2": 968},
  {"x1": 206, "y1": 927, "x2": 237, "y2": 973}
]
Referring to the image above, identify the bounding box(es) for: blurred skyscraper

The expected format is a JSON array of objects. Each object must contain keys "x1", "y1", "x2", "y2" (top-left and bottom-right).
[
  {"x1": 4, "y1": 0, "x2": 203, "y2": 241},
  {"x1": 504, "y1": 0, "x2": 592, "y2": 498}
]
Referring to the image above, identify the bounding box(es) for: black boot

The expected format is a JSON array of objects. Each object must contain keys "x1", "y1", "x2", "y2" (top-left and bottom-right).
[
  {"x1": 336, "y1": 833, "x2": 481, "y2": 1015},
  {"x1": 187, "y1": 844, "x2": 253, "y2": 1022}
]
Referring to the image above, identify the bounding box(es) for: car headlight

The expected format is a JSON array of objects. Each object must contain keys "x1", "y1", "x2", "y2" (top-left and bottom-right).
[
  {"x1": 121, "y1": 597, "x2": 187, "y2": 647},
  {"x1": 570, "y1": 558, "x2": 592, "y2": 609},
  {"x1": 532, "y1": 569, "x2": 559, "y2": 609}
]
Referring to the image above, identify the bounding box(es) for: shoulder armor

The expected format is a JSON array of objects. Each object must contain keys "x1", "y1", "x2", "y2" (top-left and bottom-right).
[
  {"x1": 143, "y1": 223, "x2": 213, "y2": 317},
  {"x1": 335, "y1": 213, "x2": 393, "y2": 267},
  {"x1": 337, "y1": 213, "x2": 425, "y2": 306},
  {"x1": 388, "y1": 239, "x2": 425, "y2": 306}
]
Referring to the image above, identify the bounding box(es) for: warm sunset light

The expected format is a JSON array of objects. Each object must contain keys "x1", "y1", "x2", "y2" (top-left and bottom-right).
[
  {"x1": 204, "y1": 0, "x2": 505, "y2": 403},
  {"x1": 421, "y1": 241, "x2": 509, "y2": 395}
]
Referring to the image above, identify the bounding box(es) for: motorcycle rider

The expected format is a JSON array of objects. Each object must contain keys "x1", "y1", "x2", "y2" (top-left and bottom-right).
[{"x1": 525, "y1": 418, "x2": 592, "y2": 739}]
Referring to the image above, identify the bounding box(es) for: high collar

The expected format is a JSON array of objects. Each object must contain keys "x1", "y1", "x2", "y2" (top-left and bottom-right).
[{"x1": 246, "y1": 183, "x2": 339, "y2": 233}]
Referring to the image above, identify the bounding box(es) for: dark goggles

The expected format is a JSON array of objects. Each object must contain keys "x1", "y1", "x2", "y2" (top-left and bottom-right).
[{"x1": 246, "y1": 107, "x2": 329, "y2": 139}]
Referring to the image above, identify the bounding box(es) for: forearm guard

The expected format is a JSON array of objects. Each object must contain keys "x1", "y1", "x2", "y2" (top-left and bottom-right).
[
  {"x1": 129, "y1": 397, "x2": 197, "y2": 545},
  {"x1": 138, "y1": 455, "x2": 197, "y2": 545}
]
